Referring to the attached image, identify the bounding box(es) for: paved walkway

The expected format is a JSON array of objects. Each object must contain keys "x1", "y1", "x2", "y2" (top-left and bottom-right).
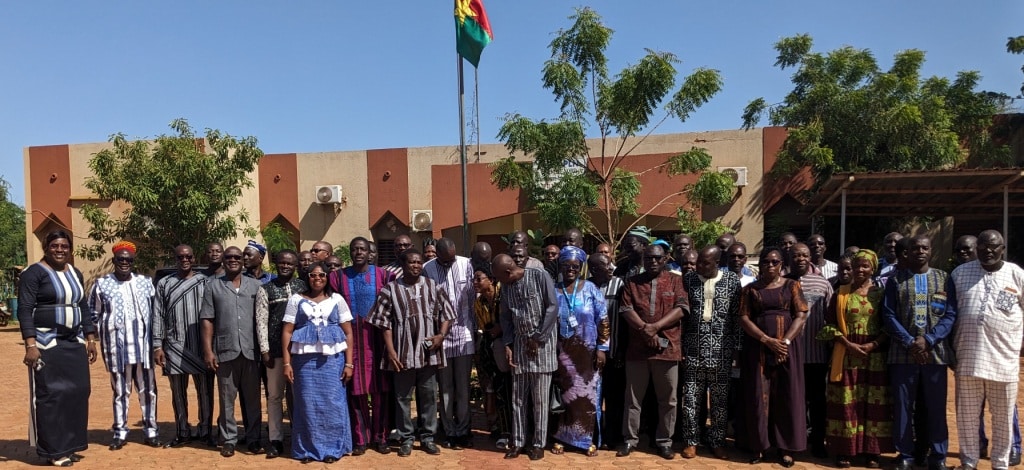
[{"x1": 0, "y1": 325, "x2": 1018, "y2": 469}]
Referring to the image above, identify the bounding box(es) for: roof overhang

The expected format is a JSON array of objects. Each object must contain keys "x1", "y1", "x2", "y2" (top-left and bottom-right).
[{"x1": 802, "y1": 168, "x2": 1024, "y2": 218}]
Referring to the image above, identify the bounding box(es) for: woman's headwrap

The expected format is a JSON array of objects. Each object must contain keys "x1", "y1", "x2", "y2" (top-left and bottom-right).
[
  {"x1": 112, "y1": 241, "x2": 136, "y2": 256},
  {"x1": 558, "y1": 246, "x2": 587, "y2": 265},
  {"x1": 852, "y1": 248, "x2": 878, "y2": 273}
]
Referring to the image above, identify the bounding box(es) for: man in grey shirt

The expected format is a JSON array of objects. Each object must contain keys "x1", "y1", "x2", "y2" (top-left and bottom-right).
[{"x1": 201, "y1": 245, "x2": 271, "y2": 458}]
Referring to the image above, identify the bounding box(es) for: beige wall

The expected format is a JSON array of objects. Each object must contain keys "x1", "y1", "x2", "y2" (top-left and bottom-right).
[{"x1": 27, "y1": 128, "x2": 772, "y2": 281}]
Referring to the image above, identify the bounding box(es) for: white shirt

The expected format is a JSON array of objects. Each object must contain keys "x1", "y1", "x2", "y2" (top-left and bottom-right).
[{"x1": 950, "y1": 260, "x2": 1024, "y2": 382}]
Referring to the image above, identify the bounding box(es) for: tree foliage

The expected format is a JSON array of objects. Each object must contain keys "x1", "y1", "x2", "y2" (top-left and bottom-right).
[
  {"x1": 0, "y1": 176, "x2": 27, "y2": 269},
  {"x1": 742, "y1": 34, "x2": 1011, "y2": 183},
  {"x1": 1010, "y1": 35, "x2": 1024, "y2": 97},
  {"x1": 78, "y1": 119, "x2": 263, "y2": 270},
  {"x1": 490, "y1": 7, "x2": 732, "y2": 248}
]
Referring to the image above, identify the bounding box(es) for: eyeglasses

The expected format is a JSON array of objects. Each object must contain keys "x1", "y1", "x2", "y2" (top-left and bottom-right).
[
  {"x1": 395, "y1": 242, "x2": 413, "y2": 249},
  {"x1": 222, "y1": 254, "x2": 242, "y2": 261},
  {"x1": 761, "y1": 259, "x2": 783, "y2": 266},
  {"x1": 114, "y1": 257, "x2": 135, "y2": 264},
  {"x1": 176, "y1": 254, "x2": 194, "y2": 261},
  {"x1": 308, "y1": 272, "x2": 328, "y2": 279},
  {"x1": 326, "y1": 263, "x2": 341, "y2": 268}
]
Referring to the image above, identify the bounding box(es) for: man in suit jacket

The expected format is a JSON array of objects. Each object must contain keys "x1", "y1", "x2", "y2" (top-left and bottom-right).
[{"x1": 201, "y1": 245, "x2": 271, "y2": 458}]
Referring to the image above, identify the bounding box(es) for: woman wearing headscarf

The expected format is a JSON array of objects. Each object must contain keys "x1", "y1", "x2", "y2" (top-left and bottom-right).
[
  {"x1": 19, "y1": 230, "x2": 99, "y2": 467},
  {"x1": 550, "y1": 246, "x2": 609, "y2": 457},
  {"x1": 818, "y1": 249, "x2": 893, "y2": 468},
  {"x1": 737, "y1": 247, "x2": 808, "y2": 467}
]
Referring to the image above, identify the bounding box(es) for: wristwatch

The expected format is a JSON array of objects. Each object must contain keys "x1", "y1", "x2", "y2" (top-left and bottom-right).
[{"x1": 782, "y1": 338, "x2": 791, "y2": 346}]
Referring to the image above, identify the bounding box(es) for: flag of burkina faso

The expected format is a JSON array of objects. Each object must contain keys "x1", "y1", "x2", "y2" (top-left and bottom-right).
[{"x1": 455, "y1": 0, "x2": 492, "y2": 67}]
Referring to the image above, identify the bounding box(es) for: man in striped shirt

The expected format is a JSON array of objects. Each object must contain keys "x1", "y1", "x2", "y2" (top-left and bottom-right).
[
  {"x1": 153, "y1": 244, "x2": 214, "y2": 448},
  {"x1": 368, "y1": 249, "x2": 455, "y2": 457},
  {"x1": 786, "y1": 242, "x2": 834, "y2": 458},
  {"x1": 423, "y1": 238, "x2": 477, "y2": 450},
  {"x1": 495, "y1": 254, "x2": 559, "y2": 461},
  {"x1": 89, "y1": 241, "x2": 160, "y2": 450}
]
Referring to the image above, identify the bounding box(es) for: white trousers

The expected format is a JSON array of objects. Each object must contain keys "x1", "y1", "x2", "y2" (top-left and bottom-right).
[{"x1": 957, "y1": 375, "x2": 1017, "y2": 469}]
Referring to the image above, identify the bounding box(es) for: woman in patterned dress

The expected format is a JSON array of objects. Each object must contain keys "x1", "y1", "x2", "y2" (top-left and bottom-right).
[
  {"x1": 818, "y1": 249, "x2": 893, "y2": 468},
  {"x1": 282, "y1": 262, "x2": 355, "y2": 463},
  {"x1": 550, "y1": 246, "x2": 608, "y2": 457},
  {"x1": 19, "y1": 230, "x2": 99, "y2": 467}
]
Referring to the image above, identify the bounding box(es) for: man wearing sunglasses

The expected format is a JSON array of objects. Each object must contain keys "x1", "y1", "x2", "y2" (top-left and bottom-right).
[
  {"x1": 153, "y1": 244, "x2": 216, "y2": 447},
  {"x1": 310, "y1": 240, "x2": 333, "y2": 262},
  {"x1": 89, "y1": 241, "x2": 161, "y2": 450},
  {"x1": 201, "y1": 246, "x2": 271, "y2": 457}
]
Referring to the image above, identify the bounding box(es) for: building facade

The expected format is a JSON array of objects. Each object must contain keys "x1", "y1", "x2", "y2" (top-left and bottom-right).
[{"x1": 24, "y1": 127, "x2": 804, "y2": 280}]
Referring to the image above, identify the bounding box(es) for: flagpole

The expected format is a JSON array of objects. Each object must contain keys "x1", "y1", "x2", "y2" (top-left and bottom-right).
[{"x1": 457, "y1": 54, "x2": 470, "y2": 254}]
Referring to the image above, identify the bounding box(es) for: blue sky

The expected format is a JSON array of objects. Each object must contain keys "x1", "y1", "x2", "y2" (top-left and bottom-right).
[{"x1": 2, "y1": 1, "x2": 1020, "y2": 206}]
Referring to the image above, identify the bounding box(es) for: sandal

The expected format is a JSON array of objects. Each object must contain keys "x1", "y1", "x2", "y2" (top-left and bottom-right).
[
  {"x1": 586, "y1": 444, "x2": 598, "y2": 457},
  {"x1": 69, "y1": 454, "x2": 84, "y2": 463},
  {"x1": 50, "y1": 457, "x2": 74, "y2": 467},
  {"x1": 866, "y1": 455, "x2": 881, "y2": 469},
  {"x1": 780, "y1": 454, "x2": 795, "y2": 468},
  {"x1": 551, "y1": 443, "x2": 564, "y2": 455}
]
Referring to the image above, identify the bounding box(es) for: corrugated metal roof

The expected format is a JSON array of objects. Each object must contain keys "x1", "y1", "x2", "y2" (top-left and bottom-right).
[{"x1": 802, "y1": 168, "x2": 1024, "y2": 217}]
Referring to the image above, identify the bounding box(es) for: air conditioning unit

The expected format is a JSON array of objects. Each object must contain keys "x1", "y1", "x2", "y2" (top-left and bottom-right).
[
  {"x1": 315, "y1": 185, "x2": 343, "y2": 204},
  {"x1": 411, "y1": 210, "x2": 433, "y2": 232},
  {"x1": 718, "y1": 167, "x2": 748, "y2": 187}
]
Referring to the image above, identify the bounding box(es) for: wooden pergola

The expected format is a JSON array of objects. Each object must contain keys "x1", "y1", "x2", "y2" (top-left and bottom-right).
[{"x1": 802, "y1": 168, "x2": 1024, "y2": 256}]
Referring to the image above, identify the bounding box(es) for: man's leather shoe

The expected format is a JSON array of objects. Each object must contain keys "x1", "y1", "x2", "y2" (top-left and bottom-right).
[
  {"x1": 164, "y1": 435, "x2": 190, "y2": 448},
  {"x1": 197, "y1": 433, "x2": 217, "y2": 447},
  {"x1": 682, "y1": 445, "x2": 697, "y2": 459},
  {"x1": 109, "y1": 438, "x2": 125, "y2": 451},
  {"x1": 220, "y1": 443, "x2": 235, "y2": 457},
  {"x1": 376, "y1": 441, "x2": 391, "y2": 454},
  {"x1": 265, "y1": 442, "x2": 280, "y2": 458},
  {"x1": 459, "y1": 435, "x2": 475, "y2": 448},
  {"x1": 616, "y1": 443, "x2": 635, "y2": 457},
  {"x1": 247, "y1": 442, "x2": 263, "y2": 454},
  {"x1": 658, "y1": 445, "x2": 675, "y2": 460},
  {"x1": 927, "y1": 460, "x2": 947, "y2": 470},
  {"x1": 422, "y1": 441, "x2": 441, "y2": 455},
  {"x1": 1011, "y1": 451, "x2": 1021, "y2": 466},
  {"x1": 504, "y1": 446, "x2": 523, "y2": 459},
  {"x1": 712, "y1": 446, "x2": 729, "y2": 460},
  {"x1": 351, "y1": 445, "x2": 366, "y2": 456},
  {"x1": 397, "y1": 443, "x2": 412, "y2": 457},
  {"x1": 144, "y1": 437, "x2": 161, "y2": 448},
  {"x1": 528, "y1": 447, "x2": 544, "y2": 461},
  {"x1": 895, "y1": 459, "x2": 914, "y2": 470}
]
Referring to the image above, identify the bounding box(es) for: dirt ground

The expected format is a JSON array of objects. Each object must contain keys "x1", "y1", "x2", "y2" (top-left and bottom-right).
[{"x1": 0, "y1": 325, "x2": 1020, "y2": 469}]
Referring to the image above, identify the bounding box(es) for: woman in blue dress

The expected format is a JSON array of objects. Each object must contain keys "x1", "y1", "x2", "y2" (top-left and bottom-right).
[
  {"x1": 550, "y1": 246, "x2": 609, "y2": 457},
  {"x1": 282, "y1": 262, "x2": 355, "y2": 463}
]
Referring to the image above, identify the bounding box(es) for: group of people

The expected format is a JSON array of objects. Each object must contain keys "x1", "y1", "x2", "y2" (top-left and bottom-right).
[{"x1": 17, "y1": 226, "x2": 1024, "y2": 470}]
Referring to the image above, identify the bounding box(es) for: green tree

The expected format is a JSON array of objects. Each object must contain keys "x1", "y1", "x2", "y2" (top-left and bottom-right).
[
  {"x1": 490, "y1": 7, "x2": 733, "y2": 248},
  {"x1": 1009, "y1": 35, "x2": 1024, "y2": 97},
  {"x1": 742, "y1": 34, "x2": 1010, "y2": 181},
  {"x1": 261, "y1": 222, "x2": 297, "y2": 258},
  {"x1": 78, "y1": 119, "x2": 263, "y2": 270},
  {"x1": 0, "y1": 176, "x2": 27, "y2": 268}
]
